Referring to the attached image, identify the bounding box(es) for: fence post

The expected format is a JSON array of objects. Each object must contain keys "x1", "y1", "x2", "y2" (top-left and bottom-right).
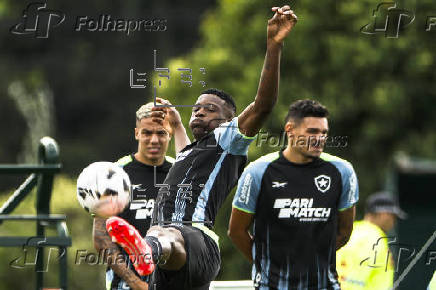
[{"x1": 35, "y1": 137, "x2": 59, "y2": 290}]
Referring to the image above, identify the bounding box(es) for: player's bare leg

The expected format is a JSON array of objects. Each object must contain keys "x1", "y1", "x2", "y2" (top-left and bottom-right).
[{"x1": 146, "y1": 225, "x2": 187, "y2": 270}]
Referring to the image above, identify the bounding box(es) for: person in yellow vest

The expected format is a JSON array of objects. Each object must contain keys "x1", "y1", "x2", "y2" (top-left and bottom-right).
[
  {"x1": 336, "y1": 191, "x2": 407, "y2": 289},
  {"x1": 428, "y1": 271, "x2": 436, "y2": 290}
]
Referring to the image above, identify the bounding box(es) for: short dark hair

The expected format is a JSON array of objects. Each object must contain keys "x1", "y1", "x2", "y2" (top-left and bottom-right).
[
  {"x1": 201, "y1": 88, "x2": 236, "y2": 117},
  {"x1": 284, "y1": 99, "x2": 329, "y2": 124}
]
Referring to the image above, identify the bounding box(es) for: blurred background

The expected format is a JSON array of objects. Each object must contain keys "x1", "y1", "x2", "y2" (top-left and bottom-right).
[{"x1": 0, "y1": 0, "x2": 435, "y2": 289}]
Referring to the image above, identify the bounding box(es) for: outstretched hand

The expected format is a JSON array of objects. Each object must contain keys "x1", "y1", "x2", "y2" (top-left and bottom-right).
[{"x1": 267, "y1": 5, "x2": 297, "y2": 45}]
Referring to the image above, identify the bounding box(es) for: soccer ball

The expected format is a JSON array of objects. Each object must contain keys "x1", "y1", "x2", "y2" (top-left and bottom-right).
[{"x1": 77, "y1": 162, "x2": 131, "y2": 218}]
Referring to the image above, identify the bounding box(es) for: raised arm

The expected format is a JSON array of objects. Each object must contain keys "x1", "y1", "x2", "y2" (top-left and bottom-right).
[
  {"x1": 93, "y1": 217, "x2": 149, "y2": 290},
  {"x1": 238, "y1": 5, "x2": 297, "y2": 137}
]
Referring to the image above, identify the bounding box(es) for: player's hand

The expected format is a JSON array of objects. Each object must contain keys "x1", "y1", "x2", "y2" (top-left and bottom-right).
[
  {"x1": 147, "y1": 102, "x2": 166, "y2": 125},
  {"x1": 152, "y1": 97, "x2": 183, "y2": 130},
  {"x1": 267, "y1": 5, "x2": 297, "y2": 45}
]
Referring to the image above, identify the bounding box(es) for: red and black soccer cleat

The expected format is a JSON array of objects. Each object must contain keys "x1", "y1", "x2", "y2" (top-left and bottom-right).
[{"x1": 106, "y1": 216, "x2": 155, "y2": 276}]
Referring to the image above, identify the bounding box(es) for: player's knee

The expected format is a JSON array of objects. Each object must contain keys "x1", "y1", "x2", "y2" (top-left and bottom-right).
[
  {"x1": 166, "y1": 227, "x2": 185, "y2": 251},
  {"x1": 172, "y1": 237, "x2": 185, "y2": 255},
  {"x1": 146, "y1": 225, "x2": 163, "y2": 236},
  {"x1": 147, "y1": 227, "x2": 185, "y2": 257}
]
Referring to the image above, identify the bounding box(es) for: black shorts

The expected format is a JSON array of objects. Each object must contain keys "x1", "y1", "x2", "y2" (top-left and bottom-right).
[{"x1": 149, "y1": 224, "x2": 221, "y2": 290}]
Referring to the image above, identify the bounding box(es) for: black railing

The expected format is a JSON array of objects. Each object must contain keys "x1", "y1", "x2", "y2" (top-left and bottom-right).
[{"x1": 0, "y1": 137, "x2": 71, "y2": 290}]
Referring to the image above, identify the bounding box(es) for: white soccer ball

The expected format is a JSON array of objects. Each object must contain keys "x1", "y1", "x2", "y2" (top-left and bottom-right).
[{"x1": 76, "y1": 162, "x2": 131, "y2": 218}]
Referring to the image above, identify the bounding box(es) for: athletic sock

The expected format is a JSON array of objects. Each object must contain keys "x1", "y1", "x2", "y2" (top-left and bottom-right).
[{"x1": 145, "y1": 236, "x2": 163, "y2": 264}]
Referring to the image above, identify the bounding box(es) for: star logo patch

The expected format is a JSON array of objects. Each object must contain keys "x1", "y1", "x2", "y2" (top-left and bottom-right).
[{"x1": 314, "y1": 175, "x2": 331, "y2": 193}]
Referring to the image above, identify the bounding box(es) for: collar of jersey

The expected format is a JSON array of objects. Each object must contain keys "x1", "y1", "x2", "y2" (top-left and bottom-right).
[
  {"x1": 131, "y1": 153, "x2": 172, "y2": 171},
  {"x1": 179, "y1": 130, "x2": 215, "y2": 153}
]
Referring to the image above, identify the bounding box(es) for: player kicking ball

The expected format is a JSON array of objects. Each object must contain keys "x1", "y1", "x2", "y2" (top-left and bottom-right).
[{"x1": 107, "y1": 5, "x2": 297, "y2": 290}]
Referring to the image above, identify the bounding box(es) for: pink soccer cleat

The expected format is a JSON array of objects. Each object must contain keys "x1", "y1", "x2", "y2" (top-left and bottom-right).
[{"x1": 106, "y1": 216, "x2": 155, "y2": 276}]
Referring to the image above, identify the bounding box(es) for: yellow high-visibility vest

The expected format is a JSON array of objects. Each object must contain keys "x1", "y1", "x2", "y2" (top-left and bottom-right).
[
  {"x1": 336, "y1": 220, "x2": 394, "y2": 290},
  {"x1": 428, "y1": 271, "x2": 436, "y2": 290}
]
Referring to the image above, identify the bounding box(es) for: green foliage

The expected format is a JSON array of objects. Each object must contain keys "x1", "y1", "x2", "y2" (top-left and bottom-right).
[{"x1": 0, "y1": 0, "x2": 7, "y2": 18}]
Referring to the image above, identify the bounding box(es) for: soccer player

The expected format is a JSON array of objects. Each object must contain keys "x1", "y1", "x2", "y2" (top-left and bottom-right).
[
  {"x1": 336, "y1": 191, "x2": 407, "y2": 289},
  {"x1": 106, "y1": 5, "x2": 298, "y2": 290},
  {"x1": 93, "y1": 100, "x2": 188, "y2": 290},
  {"x1": 229, "y1": 99, "x2": 359, "y2": 289}
]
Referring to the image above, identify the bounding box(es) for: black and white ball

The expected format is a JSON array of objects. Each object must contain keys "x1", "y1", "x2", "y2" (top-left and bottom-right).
[{"x1": 76, "y1": 162, "x2": 131, "y2": 218}]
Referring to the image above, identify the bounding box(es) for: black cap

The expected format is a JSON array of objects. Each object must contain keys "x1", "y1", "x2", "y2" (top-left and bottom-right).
[{"x1": 365, "y1": 191, "x2": 408, "y2": 219}]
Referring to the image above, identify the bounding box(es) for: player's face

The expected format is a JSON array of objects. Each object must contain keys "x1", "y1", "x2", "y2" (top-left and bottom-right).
[
  {"x1": 286, "y1": 117, "x2": 329, "y2": 159},
  {"x1": 135, "y1": 118, "x2": 170, "y2": 164},
  {"x1": 189, "y1": 94, "x2": 230, "y2": 140}
]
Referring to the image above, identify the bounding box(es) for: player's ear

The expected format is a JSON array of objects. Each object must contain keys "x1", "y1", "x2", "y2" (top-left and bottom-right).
[
  {"x1": 134, "y1": 127, "x2": 139, "y2": 140},
  {"x1": 285, "y1": 121, "x2": 294, "y2": 137}
]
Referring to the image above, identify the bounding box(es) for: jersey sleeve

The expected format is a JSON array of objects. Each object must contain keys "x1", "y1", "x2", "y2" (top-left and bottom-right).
[
  {"x1": 115, "y1": 155, "x2": 133, "y2": 167},
  {"x1": 338, "y1": 161, "x2": 359, "y2": 211},
  {"x1": 232, "y1": 157, "x2": 273, "y2": 214},
  {"x1": 320, "y1": 153, "x2": 359, "y2": 211},
  {"x1": 214, "y1": 117, "x2": 256, "y2": 155}
]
